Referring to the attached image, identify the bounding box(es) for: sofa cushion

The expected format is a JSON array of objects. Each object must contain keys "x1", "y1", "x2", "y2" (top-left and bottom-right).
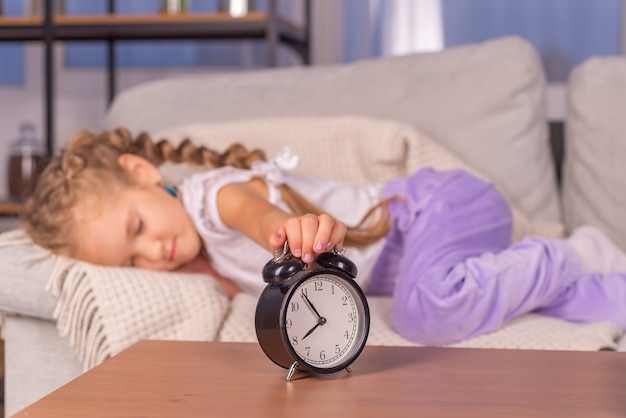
[
  {"x1": 562, "y1": 56, "x2": 626, "y2": 250},
  {"x1": 105, "y1": 36, "x2": 559, "y2": 222}
]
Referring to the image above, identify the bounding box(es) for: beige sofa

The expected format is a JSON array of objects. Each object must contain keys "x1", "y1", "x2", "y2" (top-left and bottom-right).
[{"x1": 3, "y1": 36, "x2": 626, "y2": 416}]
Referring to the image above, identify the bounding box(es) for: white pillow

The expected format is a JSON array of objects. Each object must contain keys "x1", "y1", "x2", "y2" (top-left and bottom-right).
[{"x1": 562, "y1": 56, "x2": 626, "y2": 250}]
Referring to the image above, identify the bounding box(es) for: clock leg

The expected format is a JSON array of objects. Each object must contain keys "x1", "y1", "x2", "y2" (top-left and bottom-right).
[
  {"x1": 345, "y1": 366, "x2": 352, "y2": 375},
  {"x1": 285, "y1": 361, "x2": 313, "y2": 381},
  {"x1": 286, "y1": 361, "x2": 299, "y2": 381}
]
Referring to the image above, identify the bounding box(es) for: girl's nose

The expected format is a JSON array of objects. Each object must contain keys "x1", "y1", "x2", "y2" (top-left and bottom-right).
[{"x1": 137, "y1": 238, "x2": 166, "y2": 262}]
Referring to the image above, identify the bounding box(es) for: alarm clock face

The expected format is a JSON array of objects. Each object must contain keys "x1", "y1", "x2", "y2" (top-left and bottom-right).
[{"x1": 281, "y1": 272, "x2": 370, "y2": 373}]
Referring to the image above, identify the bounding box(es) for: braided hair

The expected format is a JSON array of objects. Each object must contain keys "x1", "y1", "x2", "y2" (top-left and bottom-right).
[{"x1": 21, "y1": 128, "x2": 392, "y2": 257}]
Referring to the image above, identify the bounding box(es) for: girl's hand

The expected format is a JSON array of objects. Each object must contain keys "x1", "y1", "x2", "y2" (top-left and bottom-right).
[{"x1": 268, "y1": 213, "x2": 347, "y2": 263}]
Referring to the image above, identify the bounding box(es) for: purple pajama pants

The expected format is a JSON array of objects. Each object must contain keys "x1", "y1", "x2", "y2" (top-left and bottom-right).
[{"x1": 369, "y1": 168, "x2": 626, "y2": 345}]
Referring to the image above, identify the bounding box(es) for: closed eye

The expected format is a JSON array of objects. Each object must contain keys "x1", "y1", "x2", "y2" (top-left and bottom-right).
[
  {"x1": 134, "y1": 218, "x2": 143, "y2": 236},
  {"x1": 128, "y1": 217, "x2": 143, "y2": 267}
]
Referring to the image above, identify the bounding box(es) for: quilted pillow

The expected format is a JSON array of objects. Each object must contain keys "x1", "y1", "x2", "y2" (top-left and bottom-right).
[{"x1": 155, "y1": 116, "x2": 564, "y2": 242}]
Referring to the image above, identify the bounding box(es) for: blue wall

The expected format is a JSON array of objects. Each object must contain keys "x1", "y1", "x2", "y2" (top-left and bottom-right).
[
  {"x1": 442, "y1": 0, "x2": 622, "y2": 82},
  {"x1": 0, "y1": 0, "x2": 25, "y2": 84},
  {"x1": 343, "y1": 0, "x2": 622, "y2": 82}
]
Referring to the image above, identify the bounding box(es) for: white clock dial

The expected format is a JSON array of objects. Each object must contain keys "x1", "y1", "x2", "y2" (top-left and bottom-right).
[{"x1": 283, "y1": 274, "x2": 366, "y2": 369}]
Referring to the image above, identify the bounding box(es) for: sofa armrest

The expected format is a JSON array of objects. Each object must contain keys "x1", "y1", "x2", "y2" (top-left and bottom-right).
[{"x1": 0, "y1": 229, "x2": 57, "y2": 321}]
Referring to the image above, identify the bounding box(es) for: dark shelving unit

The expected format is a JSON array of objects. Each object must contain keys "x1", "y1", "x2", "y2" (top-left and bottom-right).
[{"x1": 0, "y1": 0, "x2": 311, "y2": 156}]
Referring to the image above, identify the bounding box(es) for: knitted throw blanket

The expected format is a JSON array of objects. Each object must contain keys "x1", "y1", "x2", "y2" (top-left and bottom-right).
[{"x1": 43, "y1": 248, "x2": 229, "y2": 370}]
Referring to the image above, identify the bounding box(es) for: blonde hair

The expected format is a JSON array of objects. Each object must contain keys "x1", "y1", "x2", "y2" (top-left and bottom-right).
[{"x1": 22, "y1": 128, "x2": 393, "y2": 256}]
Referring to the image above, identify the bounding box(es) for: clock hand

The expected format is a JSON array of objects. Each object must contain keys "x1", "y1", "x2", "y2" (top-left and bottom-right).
[
  {"x1": 302, "y1": 293, "x2": 323, "y2": 320},
  {"x1": 302, "y1": 322, "x2": 320, "y2": 340},
  {"x1": 302, "y1": 316, "x2": 327, "y2": 340},
  {"x1": 301, "y1": 293, "x2": 327, "y2": 340}
]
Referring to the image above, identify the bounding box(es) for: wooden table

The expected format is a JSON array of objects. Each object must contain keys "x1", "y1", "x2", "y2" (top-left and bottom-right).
[{"x1": 13, "y1": 341, "x2": 626, "y2": 417}]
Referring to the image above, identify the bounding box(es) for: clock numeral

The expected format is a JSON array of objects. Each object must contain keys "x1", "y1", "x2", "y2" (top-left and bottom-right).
[
  {"x1": 290, "y1": 301, "x2": 300, "y2": 312},
  {"x1": 331, "y1": 284, "x2": 335, "y2": 295},
  {"x1": 342, "y1": 295, "x2": 348, "y2": 305},
  {"x1": 314, "y1": 281, "x2": 323, "y2": 291},
  {"x1": 292, "y1": 336, "x2": 299, "y2": 346},
  {"x1": 300, "y1": 287, "x2": 308, "y2": 297},
  {"x1": 319, "y1": 350, "x2": 326, "y2": 360},
  {"x1": 344, "y1": 330, "x2": 349, "y2": 339},
  {"x1": 335, "y1": 344, "x2": 341, "y2": 354},
  {"x1": 285, "y1": 318, "x2": 292, "y2": 329},
  {"x1": 348, "y1": 312, "x2": 355, "y2": 323}
]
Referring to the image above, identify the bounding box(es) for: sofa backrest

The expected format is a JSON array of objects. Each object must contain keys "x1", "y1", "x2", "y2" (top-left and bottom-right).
[
  {"x1": 105, "y1": 36, "x2": 560, "y2": 222},
  {"x1": 562, "y1": 56, "x2": 626, "y2": 250}
]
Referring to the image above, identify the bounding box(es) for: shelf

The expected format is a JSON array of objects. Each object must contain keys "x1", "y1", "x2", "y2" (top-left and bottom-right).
[
  {"x1": 0, "y1": 16, "x2": 42, "y2": 41},
  {"x1": 0, "y1": 201, "x2": 25, "y2": 215},
  {"x1": 0, "y1": 12, "x2": 307, "y2": 44}
]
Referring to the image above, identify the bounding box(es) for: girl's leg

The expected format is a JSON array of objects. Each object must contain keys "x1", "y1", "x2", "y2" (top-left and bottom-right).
[
  {"x1": 391, "y1": 237, "x2": 583, "y2": 345},
  {"x1": 567, "y1": 226, "x2": 626, "y2": 274},
  {"x1": 369, "y1": 168, "x2": 513, "y2": 296},
  {"x1": 376, "y1": 169, "x2": 584, "y2": 345},
  {"x1": 536, "y1": 271, "x2": 626, "y2": 329}
]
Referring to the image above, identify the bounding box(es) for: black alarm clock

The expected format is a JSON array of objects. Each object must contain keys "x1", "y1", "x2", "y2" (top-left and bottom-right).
[{"x1": 255, "y1": 243, "x2": 370, "y2": 380}]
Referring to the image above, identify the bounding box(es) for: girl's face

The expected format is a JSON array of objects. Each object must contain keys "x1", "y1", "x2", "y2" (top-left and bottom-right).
[{"x1": 71, "y1": 155, "x2": 202, "y2": 270}]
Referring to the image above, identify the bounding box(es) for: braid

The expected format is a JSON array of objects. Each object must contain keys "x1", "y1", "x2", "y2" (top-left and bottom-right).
[
  {"x1": 22, "y1": 128, "x2": 391, "y2": 256},
  {"x1": 130, "y1": 134, "x2": 268, "y2": 169},
  {"x1": 21, "y1": 128, "x2": 271, "y2": 255},
  {"x1": 21, "y1": 128, "x2": 140, "y2": 254}
]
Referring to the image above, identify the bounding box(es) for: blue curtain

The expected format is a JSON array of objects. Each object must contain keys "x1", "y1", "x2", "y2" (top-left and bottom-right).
[{"x1": 0, "y1": 0, "x2": 25, "y2": 84}]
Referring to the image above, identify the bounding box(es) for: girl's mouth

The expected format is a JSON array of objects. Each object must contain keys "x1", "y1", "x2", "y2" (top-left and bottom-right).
[{"x1": 170, "y1": 238, "x2": 177, "y2": 262}]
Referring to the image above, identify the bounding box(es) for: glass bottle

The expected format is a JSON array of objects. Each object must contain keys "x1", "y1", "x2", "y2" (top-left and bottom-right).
[
  {"x1": 219, "y1": 0, "x2": 256, "y2": 17},
  {"x1": 161, "y1": 0, "x2": 187, "y2": 14},
  {"x1": 8, "y1": 122, "x2": 47, "y2": 202}
]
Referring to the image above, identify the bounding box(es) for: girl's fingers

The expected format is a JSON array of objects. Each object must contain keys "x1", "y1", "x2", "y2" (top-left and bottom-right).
[
  {"x1": 313, "y1": 213, "x2": 337, "y2": 254},
  {"x1": 268, "y1": 226, "x2": 287, "y2": 255},
  {"x1": 328, "y1": 221, "x2": 347, "y2": 252},
  {"x1": 273, "y1": 214, "x2": 348, "y2": 263},
  {"x1": 283, "y1": 217, "x2": 304, "y2": 259},
  {"x1": 298, "y1": 214, "x2": 319, "y2": 263}
]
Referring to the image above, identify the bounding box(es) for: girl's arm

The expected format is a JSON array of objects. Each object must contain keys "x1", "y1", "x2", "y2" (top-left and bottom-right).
[{"x1": 217, "y1": 178, "x2": 346, "y2": 263}]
